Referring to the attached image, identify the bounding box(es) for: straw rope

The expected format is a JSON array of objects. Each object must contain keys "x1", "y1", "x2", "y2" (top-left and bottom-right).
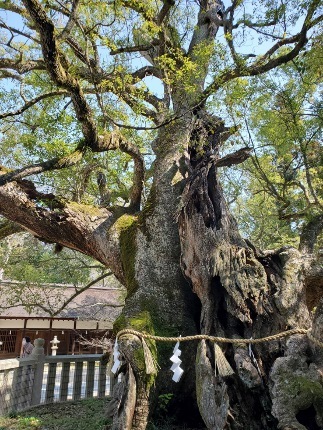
[{"x1": 116, "y1": 327, "x2": 323, "y2": 348}]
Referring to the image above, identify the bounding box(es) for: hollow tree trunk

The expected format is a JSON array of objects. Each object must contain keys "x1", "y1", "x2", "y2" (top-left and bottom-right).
[
  {"x1": 110, "y1": 112, "x2": 322, "y2": 430},
  {"x1": 177, "y1": 115, "x2": 321, "y2": 429}
]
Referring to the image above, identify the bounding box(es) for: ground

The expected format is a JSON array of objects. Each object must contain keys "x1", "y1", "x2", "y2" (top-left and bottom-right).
[
  {"x1": 0, "y1": 398, "x2": 110, "y2": 430},
  {"x1": 0, "y1": 398, "x2": 204, "y2": 430}
]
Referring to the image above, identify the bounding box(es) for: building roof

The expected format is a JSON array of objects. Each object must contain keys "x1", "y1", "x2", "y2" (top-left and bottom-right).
[
  {"x1": 0, "y1": 316, "x2": 113, "y2": 330},
  {"x1": 0, "y1": 280, "x2": 125, "y2": 323}
]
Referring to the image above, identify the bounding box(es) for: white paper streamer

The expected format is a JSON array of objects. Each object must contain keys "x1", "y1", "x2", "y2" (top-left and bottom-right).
[
  {"x1": 111, "y1": 339, "x2": 121, "y2": 374},
  {"x1": 170, "y1": 339, "x2": 184, "y2": 382}
]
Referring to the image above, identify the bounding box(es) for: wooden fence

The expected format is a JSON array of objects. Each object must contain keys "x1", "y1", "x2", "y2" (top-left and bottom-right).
[{"x1": 0, "y1": 338, "x2": 114, "y2": 414}]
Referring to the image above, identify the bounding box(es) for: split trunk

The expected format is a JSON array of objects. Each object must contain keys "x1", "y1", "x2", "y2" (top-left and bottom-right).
[{"x1": 108, "y1": 114, "x2": 323, "y2": 430}]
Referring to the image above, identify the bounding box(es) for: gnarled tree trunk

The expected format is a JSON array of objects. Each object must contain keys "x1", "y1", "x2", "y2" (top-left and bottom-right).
[{"x1": 107, "y1": 113, "x2": 322, "y2": 430}]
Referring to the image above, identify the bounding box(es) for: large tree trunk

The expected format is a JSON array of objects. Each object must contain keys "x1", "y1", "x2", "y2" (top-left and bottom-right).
[
  {"x1": 110, "y1": 113, "x2": 322, "y2": 430},
  {"x1": 175, "y1": 114, "x2": 321, "y2": 429},
  {"x1": 108, "y1": 117, "x2": 204, "y2": 429}
]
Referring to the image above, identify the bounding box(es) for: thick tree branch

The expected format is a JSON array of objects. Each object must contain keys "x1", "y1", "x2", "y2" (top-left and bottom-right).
[
  {"x1": 157, "y1": 0, "x2": 175, "y2": 25},
  {"x1": 132, "y1": 66, "x2": 163, "y2": 81},
  {"x1": 188, "y1": 0, "x2": 224, "y2": 55},
  {"x1": 0, "y1": 58, "x2": 45, "y2": 74},
  {"x1": 0, "y1": 150, "x2": 84, "y2": 186},
  {"x1": 98, "y1": 132, "x2": 145, "y2": 211},
  {"x1": 22, "y1": 0, "x2": 99, "y2": 147},
  {"x1": 212, "y1": 146, "x2": 252, "y2": 167},
  {"x1": 0, "y1": 176, "x2": 125, "y2": 280}
]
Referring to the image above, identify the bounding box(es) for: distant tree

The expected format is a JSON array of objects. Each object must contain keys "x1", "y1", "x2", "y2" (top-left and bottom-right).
[
  {"x1": 217, "y1": 37, "x2": 322, "y2": 251},
  {"x1": 0, "y1": 1, "x2": 322, "y2": 429}
]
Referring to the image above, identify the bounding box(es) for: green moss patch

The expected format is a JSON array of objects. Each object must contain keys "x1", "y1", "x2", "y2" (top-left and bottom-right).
[
  {"x1": 286, "y1": 376, "x2": 323, "y2": 399},
  {"x1": 114, "y1": 214, "x2": 139, "y2": 296}
]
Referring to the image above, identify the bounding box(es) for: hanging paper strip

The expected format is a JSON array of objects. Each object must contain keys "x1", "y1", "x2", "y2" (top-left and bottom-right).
[
  {"x1": 170, "y1": 340, "x2": 184, "y2": 382},
  {"x1": 111, "y1": 339, "x2": 121, "y2": 374}
]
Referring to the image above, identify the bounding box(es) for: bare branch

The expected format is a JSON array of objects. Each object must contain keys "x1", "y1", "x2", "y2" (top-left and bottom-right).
[
  {"x1": 157, "y1": 0, "x2": 175, "y2": 25},
  {"x1": 58, "y1": 0, "x2": 80, "y2": 40},
  {"x1": 0, "y1": 90, "x2": 68, "y2": 119},
  {"x1": 52, "y1": 272, "x2": 113, "y2": 316},
  {"x1": 0, "y1": 21, "x2": 40, "y2": 43}
]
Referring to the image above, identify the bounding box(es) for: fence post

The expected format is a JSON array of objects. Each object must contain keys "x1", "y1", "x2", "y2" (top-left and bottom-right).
[{"x1": 30, "y1": 338, "x2": 45, "y2": 406}]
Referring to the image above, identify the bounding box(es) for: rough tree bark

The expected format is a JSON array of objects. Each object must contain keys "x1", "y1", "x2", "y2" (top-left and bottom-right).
[{"x1": 0, "y1": 0, "x2": 322, "y2": 429}]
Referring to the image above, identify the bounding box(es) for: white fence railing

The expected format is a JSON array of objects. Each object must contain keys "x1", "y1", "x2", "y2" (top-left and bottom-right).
[{"x1": 0, "y1": 338, "x2": 114, "y2": 414}]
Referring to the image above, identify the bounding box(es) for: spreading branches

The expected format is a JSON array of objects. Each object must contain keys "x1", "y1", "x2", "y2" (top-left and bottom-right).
[
  {"x1": 97, "y1": 132, "x2": 145, "y2": 211},
  {"x1": 0, "y1": 90, "x2": 68, "y2": 119},
  {"x1": 0, "y1": 149, "x2": 85, "y2": 186},
  {"x1": 204, "y1": 0, "x2": 323, "y2": 99},
  {"x1": 0, "y1": 131, "x2": 144, "y2": 212},
  {"x1": 21, "y1": 0, "x2": 99, "y2": 147}
]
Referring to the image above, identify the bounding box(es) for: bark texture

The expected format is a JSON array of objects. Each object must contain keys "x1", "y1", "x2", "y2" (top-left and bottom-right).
[
  {"x1": 108, "y1": 119, "x2": 203, "y2": 429},
  {"x1": 176, "y1": 114, "x2": 319, "y2": 429},
  {"x1": 0, "y1": 1, "x2": 322, "y2": 429}
]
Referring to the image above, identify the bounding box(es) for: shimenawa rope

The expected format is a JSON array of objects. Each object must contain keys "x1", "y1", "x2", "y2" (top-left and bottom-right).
[
  {"x1": 116, "y1": 327, "x2": 323, "y2": 348},
  {"x1": 113, "y1": 327, "x2": 323, "y2": 378}
]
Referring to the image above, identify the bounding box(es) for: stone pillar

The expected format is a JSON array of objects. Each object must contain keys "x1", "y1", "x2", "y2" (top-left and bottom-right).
[{"x1": 30, "y1": 338, "x2": 45, "y2": 406}]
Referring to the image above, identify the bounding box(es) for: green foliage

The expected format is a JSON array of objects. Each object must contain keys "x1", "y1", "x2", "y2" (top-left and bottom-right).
[
  {"x1": 147, "y1": 393, "x2": 177, "y2": 429},
  {"x1": 156, "y1": 393, "x2": 174, "y2": 415},
  {"x1": 0, "y1": 0, "x2": 322, "y2": 305},
  {"x1": 17, "y1": 416, "x2": 41, "y2": 430},
  {"x1": 114, "y1": 214, "x2": 139, "y2": 294},
  {"x1": 0, "y1": 233, "x2": 95, "y2": 284},
  {"x1": 215, "y1": 37, "x2": 323, "y2": 249}
]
